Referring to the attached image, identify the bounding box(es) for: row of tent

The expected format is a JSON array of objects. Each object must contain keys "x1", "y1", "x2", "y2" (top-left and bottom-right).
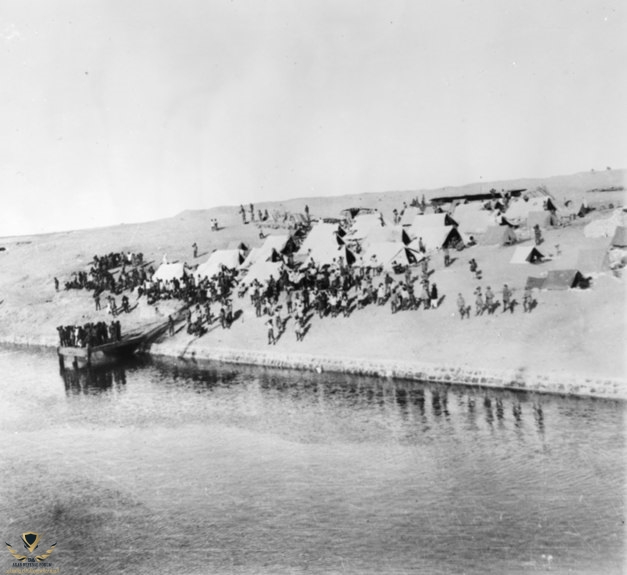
[
  {"x1": 151, "y1": 214, "x2": 626, "y2": 286},
  {"x1": 346, "y1": 203, "x2": 554, "y2": 247}
]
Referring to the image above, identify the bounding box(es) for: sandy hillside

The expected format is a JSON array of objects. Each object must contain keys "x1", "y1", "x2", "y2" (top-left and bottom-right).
[{"x1": 0, "y1": 169, "x2": 625, "y2": 384}]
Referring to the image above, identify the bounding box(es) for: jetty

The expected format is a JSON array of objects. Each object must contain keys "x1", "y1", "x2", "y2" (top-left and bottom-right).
[{"x1": 57, "y1": 313, "x2": 182, "y2": 370}]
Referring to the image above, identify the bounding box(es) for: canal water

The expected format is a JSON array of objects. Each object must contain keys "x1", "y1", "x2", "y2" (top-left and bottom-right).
[{"x1": 0, "y1": 345, "x2": 623, "y2": 574}]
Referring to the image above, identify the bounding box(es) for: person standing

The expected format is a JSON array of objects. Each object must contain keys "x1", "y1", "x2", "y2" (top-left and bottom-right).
[
  {"x1": 286, "y1": 289, "x2": 293, "y2": 315},
  {"x1": 523, "y1": 286, "x2": 533, "y2": 312},
  {"x1": 404, "y1": 266, "x2": 412, "y2": 286},
  {"x1": 475, "y1": 288, "x2": 484, "y2": 316},
  {"x1": 192, "y1": 242, "x2": 198, "y2": 258},
  {"x1": 457, "y1": 293, "x2": 467, "y2": 319},
  {"x1": 421, "y1": 282, "x2": 431, "y2": 310},
  {"x1": 502, "y1": 284, "x2": 512, "y2": 313},
  {"x1": 430, "y1": 283, "x2": 439, "y2": 309},
  {"x1": 54, "y1": 277, "x2": 59, "y2": 291},
  {"x1": 266, "y1": 315, "x2": 275, "y2": 345},
  {"x1": 226, "y1": 299, "x2": 233, "y2": 328},
  {"x1": 274, "y1": 308, "x2": 283, "y2": 337},
  {"x1": 168, "y1": 315, "x2": 174, "y2": 336},
  {"x1": 485, "y1": 286, "x2": 494, "y2": 314}
]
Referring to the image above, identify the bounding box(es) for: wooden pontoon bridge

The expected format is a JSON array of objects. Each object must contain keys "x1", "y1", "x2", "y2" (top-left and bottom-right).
[{"x1": 57, "y1": 312, "x2": 182, "y2": 369}]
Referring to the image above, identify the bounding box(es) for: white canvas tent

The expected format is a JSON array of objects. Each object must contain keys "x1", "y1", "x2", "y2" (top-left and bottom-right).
[
  {"x1": 241, "y1": 261, "x2": 283, "y2": 286},
  {"x1": 152, "y1": 262, "x2": 188, "y2": 281},
  {"x1": 304, "y1": 244, "x2": 356, "y2": 267},
  {"x1": 239, "y1": 247, "x2": 259, "y2": 269},
  {"x1": 505, "y1": 197, "x2": 549, "y2": 222},
  {"x1": 360, "y1": 242, "x2": 423, "y2": 269},
  {"x1": 361, "y1": 225, "x2": 411, "y2": 246},
  {"x1": 195, "y1": 249, "x2": 242, "y2": 280},
  {"x1": 478, "y1": 226, "x2": 517, "y2": 246},
  {"x1": 455, "y1": 209, "x2": 497, "y2": 235},
  {"x1": 411, "y1": 213, "x2": 457, "y2": 231},
  {"x1": 241, "y1": 234, "x2": 290, "y2": 268},
  {"x1": 408, "y1": 225, "x2": 464, "y2": 252},
  {"x1": 348, "y1": 213, "x2": 384, "y2": 240},
  {"x1": 297, "y1": 222, "x2": 349, "y2": 267},
  {"x1": 510, "y1": 245, "x2": 545, "y2": 264},
  {"x1": 299, "y1": 222, "x2": 343, "y2": 255},
  {"x1": 400, "y1": 207, "x2": 423, "y2": 226}
]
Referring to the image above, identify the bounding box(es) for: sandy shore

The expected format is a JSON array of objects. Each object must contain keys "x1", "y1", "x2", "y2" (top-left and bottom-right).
[{"x1": 1, "y1": 170, "x2": 625, "y2": 399}]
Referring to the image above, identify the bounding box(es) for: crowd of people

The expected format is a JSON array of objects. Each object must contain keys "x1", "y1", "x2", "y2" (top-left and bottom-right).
[
  {"x1": 62, "y1": 251, "x2": 149, "y2": 295},
  {"x1": 57, "y1": 320, "x2": 122, "y2": 348},
  {"x1": 233, "y1": 250, "x2": 449, "y2": 345},
  {"x1": 176, "y1": 295, "x2": 237, "y2": 338},
  {"x1": 57, "y1": 197, "x2": 543, "y2": 350}
]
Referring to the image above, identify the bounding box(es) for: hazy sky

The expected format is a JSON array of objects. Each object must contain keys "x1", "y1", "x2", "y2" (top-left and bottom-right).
[{"x1": 1, "y1": 0, "x2": 625, "y2": 235}]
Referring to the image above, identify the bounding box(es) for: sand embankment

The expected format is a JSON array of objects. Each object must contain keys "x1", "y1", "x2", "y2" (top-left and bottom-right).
[{"x1": 0, "y1": 171, "x2": 625, "y2": 399}]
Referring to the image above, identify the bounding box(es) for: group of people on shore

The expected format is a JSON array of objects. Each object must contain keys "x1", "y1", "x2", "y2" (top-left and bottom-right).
[
  {"x1": 61, "y1": 251, "x2": 149, "y2": 295},
  {"x1": 57, "y1": 320, "x2": 122, "y2": 348},
  {"x1": 237, "y1": 249, "x2": 447, "y2": 345},
  {"x1": 57, "y1": 197, "x2": 543, "y2": 347},
  {"x1": 178, "y1": 296, "x2": 237, "y2": 337},
  {"x1": 456, "y1": 283, "x2": 535, "y2": 319}
]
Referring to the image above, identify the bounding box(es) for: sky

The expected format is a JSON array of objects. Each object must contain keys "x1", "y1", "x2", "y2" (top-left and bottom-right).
[{"x1": 1, "y1": 0, "x2": 625, "y2": 236}]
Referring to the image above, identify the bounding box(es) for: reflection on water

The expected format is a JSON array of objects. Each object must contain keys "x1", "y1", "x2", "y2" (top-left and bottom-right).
[
  {"x1": 61, "y1": 363, "x2": 128, "y2": 395},
  {"x1": 0, "y1": 346, "x2": 624, "y2": 575},
  {"x1": 54, "y1": 353, "x2": 602, "y2": 443}
]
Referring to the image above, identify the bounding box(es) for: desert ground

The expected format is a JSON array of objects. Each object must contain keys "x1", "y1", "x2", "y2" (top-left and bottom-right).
[{"x1": 0, "y1": 169, "x2": 625, "y2": 395}]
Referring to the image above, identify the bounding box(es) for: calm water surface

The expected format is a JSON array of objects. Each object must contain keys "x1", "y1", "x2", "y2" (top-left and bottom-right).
[{"x1": 0, "y1": 345, "x2": 624, "y2": 574}]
